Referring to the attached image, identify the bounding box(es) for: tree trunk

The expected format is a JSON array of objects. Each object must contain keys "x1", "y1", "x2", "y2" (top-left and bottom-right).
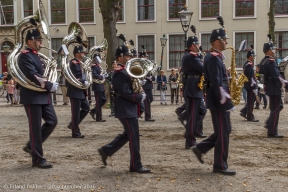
[{"x1": 268, "y1": 0, "x2": 276, "y2": 43}]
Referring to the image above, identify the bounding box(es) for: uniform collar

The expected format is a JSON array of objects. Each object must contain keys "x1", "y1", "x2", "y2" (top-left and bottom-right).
[{"x1": 26, "y1": 46, "x2": 38, "y2": 54}]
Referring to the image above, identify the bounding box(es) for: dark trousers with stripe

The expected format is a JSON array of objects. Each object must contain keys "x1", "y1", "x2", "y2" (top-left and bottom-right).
[
  {"x1": 109, "y1": 91, "x2": 115, "y2": 114},
  {"x1": 185, "y1": 97, "x2": 200, "y2": 147},
  {"x1": 197, "y1": 110, "x2": 231, "y2": 170},
  {"x1": 197, "y1": 99, "x2": 207, "y2": 136},
  {"x1": 240, "y1": 89, "x2": 255, "y2": 120},
  {"x1": 266, "y1": 95, "x2": 282, "y2": 136},
  {"x1": 101, "y1": 118, "x2": 142, "y2": 171},
  {"x1": 143, "y1": 89, "x2": 153, "y2": 120},
  {"x1": 91, "y1": 91, "x2": 107, "y2": 121},
  {"x1": 24, "y1": 104, "x2": 57, "y2": 164},
  {"x1": 70, "y1": 97, "x2": 90, "y2": 136}
]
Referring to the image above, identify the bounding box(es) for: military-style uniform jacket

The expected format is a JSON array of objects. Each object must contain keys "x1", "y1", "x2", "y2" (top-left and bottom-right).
[
  {"x1": 91, "y1": 63, "x2": 105, "y2": 92},
  {"x1": 66, "y1": 58, "x2": 87, "y2": 99},
  {"x1": 260, "y1": 56, "x2": 282, "y2": 96},
  {"x1": 182, "y1": 51, "x2": 204, "y2": 98},
  {"x1": 142, "y1": 72, "x2": 155, "y2": 90},
  {"x1": 243, "y1": 60, "x2": 257, "y2": 90},
  {"x1": 18, "y1": 47, "x2": 53, "y2": 105},
  {"x1": 204, "y1": 49, "x2": 234, "y2": 111},
  {"x1": 112, "y1": 63, "x2": 143, "y2": 118},
  {"x1": 106, "y1": 70, "x2": 114, "y2": 91}
]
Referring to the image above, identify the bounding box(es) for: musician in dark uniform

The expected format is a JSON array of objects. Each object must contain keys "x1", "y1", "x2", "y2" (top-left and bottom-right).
[
  {"x1": 106, "y1": 61, "x2": 118, "y2": 117},
  {"x1": 240, "y1": 46, "x2": 259, "y2": 122},
  {"x1": 191, "y1": 17, "x2": 236, "y2": 175},
  {"x1": 98, "y1": 44, "x2": 150, "y2": 173},
  {"x1": 66, "y1": 45, "x2": 90, "y2": 138},
  {"x1": 140, "y1": 46, "x2": 155, "y2": 121},
  {"x1": 181, "y1": 27, "x2": 204, "y2": 149},
  {"x1": 89, "y1": 54, "x2": 107, "y2": 122},
  {"x1": 260, "y1": 35, "x2": 284, "y2": 138},
  {"x1": 20, "y1": 29, "x2": 58, "y2": 168}
]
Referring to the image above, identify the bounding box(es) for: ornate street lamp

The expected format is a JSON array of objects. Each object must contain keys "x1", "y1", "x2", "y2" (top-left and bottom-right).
[
  {"x1": 159, "y1": 34, "x2": 167, "y2": 70},
  {"x1": 2, "y1": 42, "x2": 11, "y2": 58},
  {"x1": 178, "y1": 5, "x2": 193, "y2": 49}
]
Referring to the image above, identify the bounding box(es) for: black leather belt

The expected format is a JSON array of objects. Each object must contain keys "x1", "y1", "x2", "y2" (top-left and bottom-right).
[
  {"x1": 209, "y1": 81, "x2": 228, "y2": 87},
  {"x1": 187, "y1": 75, "x2": 200, "y2": 78}
]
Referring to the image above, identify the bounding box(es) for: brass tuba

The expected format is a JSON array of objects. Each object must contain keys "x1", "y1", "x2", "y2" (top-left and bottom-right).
[
  {"x1": 7, "y1": 0, "x2": 58, "y2": 92},
  {"x1": 227, "y1": 46, "x2": 248, "y2": 105},
  {"x1": 61, "y1": 22, "x2": 92, "y2": 89},
  {"x1": 90, "y1": 39, "x2": 108, "y2": 84}
]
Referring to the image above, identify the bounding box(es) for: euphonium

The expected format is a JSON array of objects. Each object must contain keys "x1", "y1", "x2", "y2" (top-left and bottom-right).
[
  {"x1": 7, "y1": 0, "x2": 58, "y2": 92},
  {"x1": 61, "y1": 22, "x2": 92, "y2": 89},
  {"x1": 227, "y1": 46, "x2": 248, "y2": 105}
]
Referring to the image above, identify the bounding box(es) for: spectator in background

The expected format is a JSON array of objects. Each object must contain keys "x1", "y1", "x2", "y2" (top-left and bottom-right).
[
  {"x1": 13, "y1": 81, "x2": 20, "y2": 104},
  {"x1": 2, "y1": 72, "x2": 12, "y2": 103},
  {"x1": 157, "y1": 70, "x2": 167, "y2": 105},
  {"x1": 7, "y1": 79, "x2": 15, "y2": 105},
  {"x1": 59, "y1": 71, "x2": 69, "y2": 105},
  {"x1": 168, "y1": 68, "x2": 179, "y2": 105},
  {"x1": 178, "y1": 67, "x2": 184, "y2": 103}
]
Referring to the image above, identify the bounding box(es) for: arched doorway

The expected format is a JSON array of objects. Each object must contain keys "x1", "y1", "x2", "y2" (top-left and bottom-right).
[{"x1": 1, "y1": 41, "x2": 14, "y2": 74}]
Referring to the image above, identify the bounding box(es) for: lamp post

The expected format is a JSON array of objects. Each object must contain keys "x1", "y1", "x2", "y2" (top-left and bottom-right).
[
  {"x1": 178, "y1": 5, "x2": 193, "y2": 49},
  {"x1": 2, "y1": 42, "x2": 11, "y2": 58},
  {"x1": 160, "y1": 34, "x2": 167, "y2": 71}
]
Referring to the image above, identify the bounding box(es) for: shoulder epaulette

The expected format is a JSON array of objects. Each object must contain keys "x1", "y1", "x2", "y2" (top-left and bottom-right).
[
  {"x1": 211, "y1": 52, "x2": 220, "y2": 57},
  {"x1": 247, "y1": 61, "x2": 253, "y2": 65},
  {"x1": 269, "y1": 58, "x2": 275, "y2": 62},
  {"x1": 189, "y1": 51, "x2": 198, "y2": 57},
  {"x1": 115, "y1": 65, "x2": 125, "y2": 72},
  {"x1": 21, "y1": 50, "x2": 29, "y2": 54},
  {"x1": 71, "y1": 60, "x2": 78, "y2": 64}
]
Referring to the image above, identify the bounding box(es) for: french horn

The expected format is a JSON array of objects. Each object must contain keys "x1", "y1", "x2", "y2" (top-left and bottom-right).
[{"x1": 7, "y1": 0, "x2": 58, "y2": 92}]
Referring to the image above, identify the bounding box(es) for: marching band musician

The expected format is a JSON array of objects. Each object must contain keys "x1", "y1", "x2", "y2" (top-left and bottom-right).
[
  {"x1": 182, "y1": 25, "x2": 205, "y2": 149},
  {"x1": 260, "y1": 35, "x2": 284, "y2": 138},
  {"x1": 240, "y1": 45, "x2": 259, "y2": 122},
  {"x1": 140, "y1": 45, "x2": 156, "y2": 122},
  {"x1": 20, "y1": 29, "x2": 58, "y2": 169},
  {"x1": 89, "y1": 54, "x2": 107, "y2": 122},
  {"x1": 98, "y1": 42, "x2": 150, "y2": 173},
  {"x1": 106, "y1": 61, "x2": 118, "y2": 117},
  {"x1": 191, "y1": 17, "x2": 236, "y2": 175},
  {"x1": 66, "y1": 45, "x2": 90, "y2": 138}
]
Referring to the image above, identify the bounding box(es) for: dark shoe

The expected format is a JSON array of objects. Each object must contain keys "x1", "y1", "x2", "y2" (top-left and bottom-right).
[
  {"x1": 67, "y1": 123, "x2": 72, "y2": 129},
  {"x1": 130, "y1": 167, "x2": 150, "y2": 174},
  {"x1": 254, "y1": 106, "x2": 260, "y2": 109},
  {"x1": 98, "y1": 148, "x2": 107, "y2": 166},
  {"x1": 213, "y1": 168, "x2": 236, "y2": 175},
  {"x1": 63, "y1": 103, "x2": 68, "y2": 105},
  {"x1": 96, "y1": 119, "x2": 106, "y2": 122},
  {"x1": 175, "y1": 110, "x2": 181, "y2": 118},
  {"x1": 247, "y1": 119, "x2": 259, "y2": 122},
  {"x1": 178, "y1": 117, "x2": 185, "y2": 126},
  {"x1": 23, "y1": 146, "x2": 32, "y2": 157},
  {"x1": 264, "y1": 124, "x2": 268, "y2": 129},
  {"x1": 185, "y1": 145, "x2": 192, "y2": 149},
  {"x1": 240, "y1": 113, "x2": 247, "y2": 119},
  {"x1": 145, "y1": 118, "x2": 155, "y2": 122},
  {"x1": 32, "y1": 162, "x2": 53, "y2": 169},
  {"x1": 268, "y1": 134, "x2": 284, "y2": 138},
  {"x1": 191, "y1": 146, "x2": 204, "y2": 164},
  {"x1": 196, "y1": 134, "x2": 207, "y2": 138},
  {"x1": 164, "y1": 102, "x2": 167, "y2": 105},
  {"x1": 7, "y1": 101, "x2": 10, "y2": 103},
  {"x1": 89, "y1": 111, "x2": 96, "y2": 120},
  {"x1": 72, "y1": 135, "x2": 85, "y2": 138},
  {"x1": 263, "y1": 105, "x2": 267, "y2": 109}
]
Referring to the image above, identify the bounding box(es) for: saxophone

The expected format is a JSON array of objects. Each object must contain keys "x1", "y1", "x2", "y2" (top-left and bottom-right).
[{"x1": 226, "y1": 46, "x2": 248, "y2": 106}]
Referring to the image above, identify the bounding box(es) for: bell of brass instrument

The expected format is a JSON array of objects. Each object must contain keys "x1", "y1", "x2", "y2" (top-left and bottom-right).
[
  {"x1": 91, "y1": 39, "x2": 108, "y2": 84},
  {"x1": 61, "y1": 22, "x2": 92, "y2": 89},
  {"x1": 7, "y1": 0, "x2": 58, "y2": 92},
  {"x1": 227, "y1": 46, "x2": 248, "y2": 105},
  {"x1": 126, "y1": 58, "x2": 153, "y2": 93}
]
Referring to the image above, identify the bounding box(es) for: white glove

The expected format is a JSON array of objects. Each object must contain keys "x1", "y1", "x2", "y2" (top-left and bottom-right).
[
  {"x1": 252, "y1": 89, "x2": 258, "y2": 95},
  {"x1": 84, "y1": 81, "x2": 89, "y2": 86},
  {"x1": 50, "y1": 82, "x2": 59, "y2": 92},
  {"x1": 146, "y1": 76, "x2": 152, "y2": 81},
  {"x1": 141, "y1": 79, "x2": 147, "y2": 86},
  {"x1": 279, "y1": 77, "x2": 288, "y2": 87},
  {"x1": 251, "y1": 78, "x2": 256, "y2": 87},
  {"x1": 141, "y1": 93, "x2": 147, "y2": 102},
  {"x1": 103, "y1": 74, "x2": 109, "y2": 78},
  {"x1": 219, "y1": 87, "x2": 231, "y2": 104}
]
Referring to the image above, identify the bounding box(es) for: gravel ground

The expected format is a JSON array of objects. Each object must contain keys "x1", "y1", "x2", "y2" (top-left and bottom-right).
[{"x1": 0, "y1": 99, "x2": 288, "y2": 192}]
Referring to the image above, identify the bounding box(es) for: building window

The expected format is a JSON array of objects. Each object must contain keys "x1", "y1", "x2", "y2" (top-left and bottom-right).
[
  {"x1": 169, "y1": 35, "x2": 185, "y2": 69},
  {"x1": 78, "y1": 0, "x2": 94, "y2": 23},
  {"x1": 0, "y1": 0, "x2": 14, "y2": 25},
  {"x1": 137, "y1": 0, "x2": 154, "y2": 21},
  {"x1": 87, "y1": 37, "x2": 95, "y2": 51},
  {"x1": 275, "y1": 0, "x2": 288, "y2": 15},
  {"x1": 23, "y1": 0, "x2": 33, "y2": 17},
  {"x1": 51, "y1": 0, "x2": 66, "y2": 24},
  {"x1": 117, "y1": 0, "x2": 124, "y2": 22},
  {"x1": 168, "y1": 0, "x2": 186, "y2": 20},
  {"x1": 275, "y1": 32, "x2": 288, "y2": 61},
  {"x1": 51, "y1": 38, "x2": 63, "y2": 69},
  {"x1": 235, "y1": 0, "x2": 254, "y2": 17},
  {"x1": 235, "y1": 32, "x2": 254, "y2": 68},
  {"x1": 138, "y1": 35, "x2": 155, "y2": 60},
  {"x1": 201, "y1": 0, "x2": 219, "y2": 18},
  {"x1": 200, "y1": 34, "x2": 211, "y2": 53}
]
